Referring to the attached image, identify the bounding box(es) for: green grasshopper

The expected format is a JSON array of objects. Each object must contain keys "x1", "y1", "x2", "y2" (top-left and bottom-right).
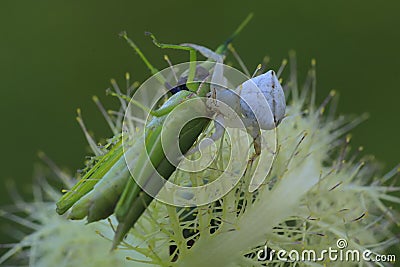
[{"x1": 56, "y1": 14, "x2": 257, "y2": 249}]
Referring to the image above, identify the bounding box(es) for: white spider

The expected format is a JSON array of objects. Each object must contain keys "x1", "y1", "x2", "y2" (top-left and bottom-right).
[{"x1": 182, "y1": 43, "x2": 286, "y2": 155}]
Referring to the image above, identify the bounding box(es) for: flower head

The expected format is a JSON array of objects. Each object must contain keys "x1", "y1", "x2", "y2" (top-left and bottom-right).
[{"x1": 1, "y1": 46, "x2": 398, "y2": 267}]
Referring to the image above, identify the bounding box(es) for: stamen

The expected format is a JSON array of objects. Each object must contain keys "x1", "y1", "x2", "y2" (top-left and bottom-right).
[
  {"x1": 228, "y1": 43, "x2": 250, "y2": 76},
  {"x1": 110, "y1": 79, "x2": 127, "y2": 111},
  {"x1": 76, "y1": 109, "x2": 103, "y2": 156},
  {"x1": 277, "y1": 58, "x2": 288, "y2": 78},
  {"x1": 251, "y1": 64, "x2": 262, "y2": 78},
  {"x1": 37, "y1": 151, "x2": 73, "y2": 189},
  {"x1": 164, "y1": 55, "x2": 179, "y2": 82},
  {"x1": 92, "y1": 96, "x2": 118, "y2": 135}
]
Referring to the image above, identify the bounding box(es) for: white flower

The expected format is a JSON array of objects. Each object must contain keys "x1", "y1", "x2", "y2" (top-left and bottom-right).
[
  {"x1": 119, "y1": 57, "x2": 399, "y2": 266},
  {"x1": 1, "y1": 54, "x2": 398, "y2": 267}
]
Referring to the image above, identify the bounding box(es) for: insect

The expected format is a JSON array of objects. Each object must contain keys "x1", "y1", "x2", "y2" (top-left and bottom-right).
[
  {"x1": 56, "y1": 13, "x2": 285, "y2": 249},
  {"x1": 156, "y1": 41, "x2": 285, "y2": 194},
  {"x1": 175, "y1": 43, "x2": 286, "y2": 157}
]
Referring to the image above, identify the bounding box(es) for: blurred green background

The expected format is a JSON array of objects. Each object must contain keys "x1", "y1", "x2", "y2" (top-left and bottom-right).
[{"x1": 0, "y1": 0, "x2": 399, "y2": 248}]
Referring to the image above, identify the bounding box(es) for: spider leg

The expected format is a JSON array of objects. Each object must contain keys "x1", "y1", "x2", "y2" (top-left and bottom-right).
[
  {"x1": 180, "y1": 43, "x2": 224, "y2": 62},
  {"x1": 249, "y1": 126, "x2": 262, "y2": 158}
]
